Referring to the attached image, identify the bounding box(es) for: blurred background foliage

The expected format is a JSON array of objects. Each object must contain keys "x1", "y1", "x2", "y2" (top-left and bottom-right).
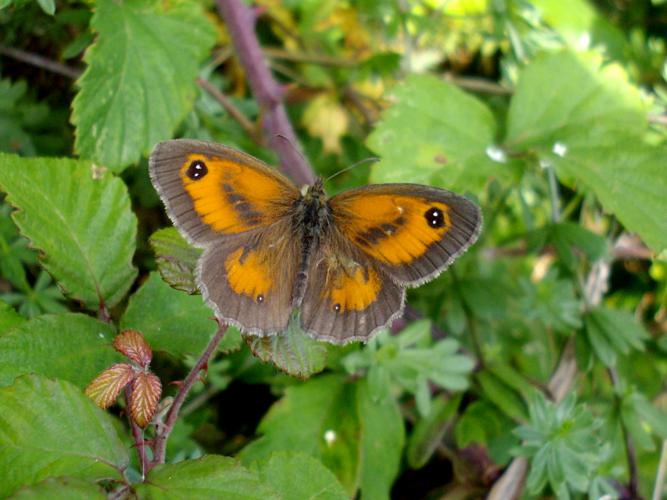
[{"x1": 0, "y1": 0, "x2": 666, "y2": 498}]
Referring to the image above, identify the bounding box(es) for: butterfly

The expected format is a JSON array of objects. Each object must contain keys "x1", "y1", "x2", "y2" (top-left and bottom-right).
[{"x1": 149, "y1": 139, "x2": 482, "y2": 344}]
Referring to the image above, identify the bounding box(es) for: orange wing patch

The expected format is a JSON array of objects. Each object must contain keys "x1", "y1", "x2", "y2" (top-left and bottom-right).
[
  {"x1": 224, "y1": 248, "x2": 273, "y2": 303},
  {"x1": 336, "y1": 195, "x2": 451, "y2": 265},
  {"x1": 180, "y1": 154, "x2": 287, "y2": 234},
  {"x1": 325, "y1": 265, "x2": 381, "y2": 313}
]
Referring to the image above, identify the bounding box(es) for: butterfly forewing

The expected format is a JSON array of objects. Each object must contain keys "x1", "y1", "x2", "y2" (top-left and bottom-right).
[
  {"x1": 149, "y1": 139, "x2": 300, "y2": 245},
  {"x1": 328, "y1": 184, "x2": 482, "y2": 286}
]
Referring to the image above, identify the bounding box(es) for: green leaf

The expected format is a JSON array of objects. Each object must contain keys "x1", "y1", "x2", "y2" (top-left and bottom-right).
[
  {"x1": 10, "y1": 477, "x2": 106, "y2": 499},
  {"x1": 476, "y1": 370, "x2": 528, "y2": 422},
  {"x1": 136, "y1": 455, "x2": 278, "y2": 500},
  {"x1": 0, "y1": 154, "x2": 138, "y2": 309},
  {"x1": 36, "y1": 0, "x2": 55, "y2": 15},
  {"x1": 240, "y1": 375, "x2": 361, "y2": 494},
  {"x1": 357, "y1": 377, "x2": 405, "y2": 499},
  {"x1": 407, "y1": 395, "x2": 460, "y2": 469},
  {"x1": 120, "y1": 272, "x2": 217, "y2": 357},
  {"x1": 0, "y1": 375, "x2": 128, "y2": 497},
  {"x1": 0, "y1": 313, "x2": 120, "y2": 388},
  {"x1": 71, "y1": 0, "x2": 217, "y2": 171},
  {"x1": 367, "y1": 74, "x2": 505, "y2": 191},
  {"x1": 253, "y1": 452, "x2": 348, "y2": 500},
  {"x1": 0, "y1": 300, "x2": 24, "y2": 335},
  {"x1": 247, "y1": 314, "x2": 328, "y2": 378},
  {"x1": 150, "y1": 227, "x2": 201, "y2": 294},
  {"x1": 548, "y1": 222, "x2": 608, "y2": 268},
  {"x1": 505, "y1": 50, "x2": 667, "y2": 251},
  {"x1": 584, "y1": 306, "x2": 647, "y2": 367},
  {"x1": 554, "y1": 139, "x2": 667, "y2": 252}
]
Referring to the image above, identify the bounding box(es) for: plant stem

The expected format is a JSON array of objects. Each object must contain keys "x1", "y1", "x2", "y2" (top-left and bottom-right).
[
  {"x1": 0, "y1": 45, "x2": 82, "y2": 79},
  {"x1": 609, "y1": 367, "x2": 640, "y2": 498},
  {"x1": 149, "y1": 325, "x2": 228, "y2": 470},
  {"x1": 124, "y1": 388, "x2": 148, "y2": 479},
  {"x1": 215, "y1": 0, "x2": 315, "y2": 185},
  {"x1": 196, "y1": 77, "x2": 262, "y2": 144},
  {"x1": 653, "y1": 440, "x2": 667, "y2": 500}
]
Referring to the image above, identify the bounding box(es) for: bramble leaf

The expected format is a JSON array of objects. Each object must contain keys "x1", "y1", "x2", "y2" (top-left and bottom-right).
[
  {"x1": 85, "y1": 363, "x2": 134, "y2": 409},
  {"x1": 253, "y1": 452, "x2": 348, "y2": 500},
  {"x1": 120, "y1": 272, "x2": 216, "y2": 357},
  {"x1": 113, "y1": 329, "x2": 153, "y2": 367},
  {"x1": 0, "y1": 313, "x2": 120, "y2": 388},
  {"x1": 135, "y1": 455, "x2": 278, "y2": 500},
  {"x1": 150, "y1": 227, "x2": 201, "y2": 294},
  {"x1": 129, "y1": 371, "x2": 161, "y2": 428},
  {"x1": 0, "y1": 375, "x2": 128, "y2": 497},
  {"x1": 0, "y1": 154, "x2": 137, "y2": 309},
  {"x1": 367, "y1": 74, "x2": 506, "y2": 192},
  {"x1": 72, "y1": 0, "x2": 216, "y2": 171}
]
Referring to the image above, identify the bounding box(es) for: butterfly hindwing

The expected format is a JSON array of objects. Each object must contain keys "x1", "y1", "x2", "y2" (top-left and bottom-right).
[
  {"x1": 149, "y1": 139, "x2": 300, "y2": 245},
  {"x1": 328, "y1": 184, "x2": 482, "y2": 286},
  {"x1": 198, "y1": 219, "x2": 301, "y2": 335},
  {"x1": 300, "y1": 229, "x2": 404, "y2": 343}
]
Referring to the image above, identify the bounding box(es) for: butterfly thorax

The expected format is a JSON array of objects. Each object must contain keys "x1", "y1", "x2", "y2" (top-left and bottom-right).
[{"x1": 291, "y1": 178, "x2": 331, "y2": 306}]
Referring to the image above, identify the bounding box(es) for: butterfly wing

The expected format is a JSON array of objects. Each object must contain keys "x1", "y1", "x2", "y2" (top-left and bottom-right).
[
  {"x1": 328, "y1": 184, "x2": 482, "y2": 286},
  {"x1": 198, "y1": 218, "x2": 301, "y2": 335},
  {"x1": 150, "y1": 139, "x2": 302, "y2": 334},
  {"x1": 300, "y1": 226, "x2": 404, "y2": 344},
  {"x1": 149, "y1": 139, "x2": 300, "y2": 245}
]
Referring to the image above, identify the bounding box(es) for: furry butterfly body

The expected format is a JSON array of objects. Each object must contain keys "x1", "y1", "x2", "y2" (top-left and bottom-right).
[{"x1": 150, "y1": 139, "x2": 482, "y2": 344}]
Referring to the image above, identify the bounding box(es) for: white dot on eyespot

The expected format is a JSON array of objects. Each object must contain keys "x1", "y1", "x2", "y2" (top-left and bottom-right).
[{"x1": 324, "y1": 430, "x2": 336, "y2": 445}]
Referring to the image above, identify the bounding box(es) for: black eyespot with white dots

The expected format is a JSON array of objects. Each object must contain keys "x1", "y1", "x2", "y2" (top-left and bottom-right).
[
  {"x1": 424, "y1": 207, "x2": 445, "y2": 228},
  {"x1": 333, "y1": 303, "x2": 341, "y2": 313},
  {"x1": 256, "y1": 294, "x2": 264, "y2": 304},
  {"x1": 186, "y1": 160, "x2": 208, "y2": 180}
]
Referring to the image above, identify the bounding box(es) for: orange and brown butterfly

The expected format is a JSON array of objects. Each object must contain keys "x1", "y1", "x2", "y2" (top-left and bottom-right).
[{"x1": 149, "y1": 140, "x2": 482, "y2": 344}]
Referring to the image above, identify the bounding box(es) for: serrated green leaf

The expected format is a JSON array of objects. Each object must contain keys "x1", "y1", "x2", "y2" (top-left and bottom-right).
[
  {"x1": 246, "y1": 315, "x2": 328, "y2": 378},
  {"x1": 0, "y1": 300, "x2": 24, "y2": 335},
  {"x1": 254, "y1": 452, "x2": 348, "y2": 500},
  {"x1": 506, "y1": 50, "x2": 646, "y2": 149},
  {"x1": 549, "y1": 222, "x2": 607, "y2": 267},
  {"x1": 584, "y1": 306, "x2": 647, "y2": 367},
  {"x1": 120, "y1": 272, "x2": 216, "y2": 357},
  {"x1": 407, "y1": 395, "x2": 460, "y2": 469},
  {"x1": 0, "y1": 375, "x2": 128, "y2": 497},
  {"x1": 71, "y1": 0, "x2": 216, "y2": 171},
  {"x1": 150, "y1": 227, "x2": 201, "y2": 294},
  {"x1": 367, "y1": 74, "x2": 504, "y2": 191},
  {"x1": 136, "y1": 455, "x2": 278, "y2": 500},
  {"x1": 357, "y1": 376, "x2": 404, "y2": 500},
  {"x1": 477, "y1": 370, "x2": 528, "y2": 422},
  {"x1": 240, "y1": 375, "x2": 361, "y2": 494},
  {"x1": 10, "y1": 477, "x2": 106, "y2": 499},
  {"x1": 505, "y1": 50, "x2": 667, "y2": 251},
  {"x1": 0, "y1": 154, "x2": 137, "y2": 309},
  {"x1": 0, "y1": 313, "x2": 120, "y2": 388}
]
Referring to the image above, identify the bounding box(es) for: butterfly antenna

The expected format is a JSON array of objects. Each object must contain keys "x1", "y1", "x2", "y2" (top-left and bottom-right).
[{"x1": 325, "y1": 156, "x2": 380, "y2": 183}]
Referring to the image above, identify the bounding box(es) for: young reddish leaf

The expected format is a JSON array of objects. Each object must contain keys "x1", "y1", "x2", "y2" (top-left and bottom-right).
[
  {"x1": 85, "y1": 363, "x2": 135, "y2": 409},
  {"x1": 113, "y1": 329, "x2": 152, "y2": 367},
  {"x1": 130, "y1": 372, "x2": 162, "y2": 428}
]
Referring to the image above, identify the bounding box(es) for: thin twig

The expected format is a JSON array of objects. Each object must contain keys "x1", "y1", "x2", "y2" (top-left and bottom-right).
[
  {"x1": 443, "y1": 73, "x2": 513, "y2": 96},
  {"x1": 653, "y1": 440, "x2": 667, "y2": 500},
  {"x1": 609, "y1": 367, "x2": 640, "y2": 498},
  {"x1": 216, "y1": 0, "x2": 315, "y2": 185},
  {"x1": 0, "y1": 45, "x2": 81, "y2": 79},
  {"x1": 196, "y1": 77, "x2": 263, "y2": 144},
  {"x1": 124, "y1": 388, "x2": 148, "y2": 480},
  {"x1": 149, "y1": 325, "x2": 228, "y2": 469}
]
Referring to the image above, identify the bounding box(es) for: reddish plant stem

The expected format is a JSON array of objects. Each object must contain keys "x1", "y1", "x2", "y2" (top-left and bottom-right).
[
  {"x1": 215, "y1": 0, "x2": 315, "y2": 185},
  {"x1": 148, "y1": 325, "x2": 228, "y2": 470},
  {"x1": 124, "y1": 388, "x2": 148, "y2": 479}
]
